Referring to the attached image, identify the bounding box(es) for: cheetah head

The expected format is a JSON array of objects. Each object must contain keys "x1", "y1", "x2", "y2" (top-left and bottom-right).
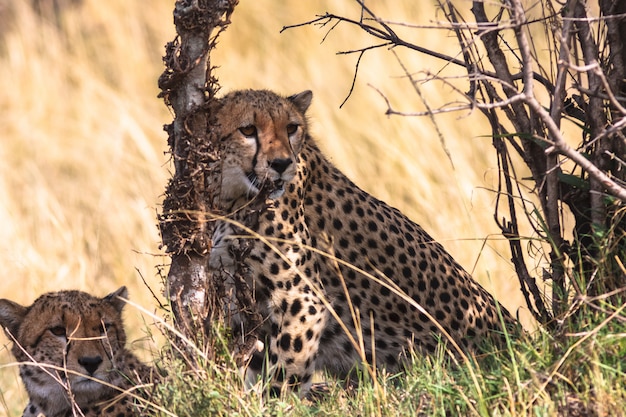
[
  {"x1": 0, "y1": 287, "x2": 129, "y2": 411},
  {"x1": 215, "y1": 89, "x2": 312, "y2": 204}
]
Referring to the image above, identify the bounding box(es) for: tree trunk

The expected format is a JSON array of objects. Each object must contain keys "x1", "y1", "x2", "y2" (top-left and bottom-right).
[{"x1": 158, "y1": 0, "x2": 238, "y2": 345}]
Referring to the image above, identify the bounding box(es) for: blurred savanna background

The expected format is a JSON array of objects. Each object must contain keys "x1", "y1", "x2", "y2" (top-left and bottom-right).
[{"x1": 0, "y1": 0, "x2": 533, "y2": 413}]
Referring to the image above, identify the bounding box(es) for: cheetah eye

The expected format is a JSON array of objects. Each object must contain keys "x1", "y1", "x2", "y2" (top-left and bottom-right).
[
  {"x1": 49, "y1": 326, "x2": 66, "y2": 337},
  {"x1": 286, "y1": 123, "x2": 299, "y2": 135},
  {"x1": 239, "y1": 125, "x2": 257, "y2": 137}
]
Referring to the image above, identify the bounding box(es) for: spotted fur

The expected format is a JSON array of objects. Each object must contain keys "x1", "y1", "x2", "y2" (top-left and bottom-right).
[{"x1": 209, "y1": 89, "x2": 515, "y2": 395}]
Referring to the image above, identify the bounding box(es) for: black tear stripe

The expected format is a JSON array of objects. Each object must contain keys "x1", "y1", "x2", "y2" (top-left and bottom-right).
[
  {"x1": 64, "y1": 333, "x2": 72, "y2": 362},
  {"x1": 251, "y1": 137, "x2": 260, "y2": 175},
  {"x1": 99, "y1": 319, "x2": 116, "y2": 360},
  {"x1": 61, "y1": 311, "x2": 72, "y2": 359},
  {"x1": 249, "y1": 119, "x2": 260, "y2": 179}
]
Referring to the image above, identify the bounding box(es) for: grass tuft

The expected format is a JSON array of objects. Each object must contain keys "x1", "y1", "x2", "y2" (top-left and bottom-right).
[{"x1": 142, "y1": 298, "x2": 625, "y2": 416}]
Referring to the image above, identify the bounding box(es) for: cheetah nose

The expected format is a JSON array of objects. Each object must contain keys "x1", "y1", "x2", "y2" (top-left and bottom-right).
[
  {"x1": 78, "y1": 356, "x2": 103, "y2": 375},
  {"x1": 269, "y1": 158, "x2": 292, "y2": 174}
]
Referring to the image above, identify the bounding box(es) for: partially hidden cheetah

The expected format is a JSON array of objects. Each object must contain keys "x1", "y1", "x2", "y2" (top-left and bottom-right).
[
  {"x1": 0, "y1": 287, "x2": 152, "y2": 417},
  {"x1": 208, "y1": 89, "x2": 516, "y2": 395}
]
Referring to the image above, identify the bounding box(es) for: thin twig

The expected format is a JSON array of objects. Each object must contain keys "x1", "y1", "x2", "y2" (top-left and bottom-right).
[{"x1": 282, "y1": 12, "x2": 556, "y2": 94}]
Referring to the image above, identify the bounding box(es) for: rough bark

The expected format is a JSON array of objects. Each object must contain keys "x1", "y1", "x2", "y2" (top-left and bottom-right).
[{"x1": 158, "y1": 0, "x2": 238, "y2": 343}]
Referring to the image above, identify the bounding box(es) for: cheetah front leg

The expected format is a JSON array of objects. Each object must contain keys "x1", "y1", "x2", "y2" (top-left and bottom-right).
[
  {"x1": 246, "y1": 275, "x2": 328, "y2": 396},
  {"x1": 270, "y1": 287, "x2": 327, "y2": 395}
]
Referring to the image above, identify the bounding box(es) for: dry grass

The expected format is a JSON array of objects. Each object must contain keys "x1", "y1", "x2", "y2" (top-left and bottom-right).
[{"x1": 0, "y1": 1, "x2": 530, "y2": 414}]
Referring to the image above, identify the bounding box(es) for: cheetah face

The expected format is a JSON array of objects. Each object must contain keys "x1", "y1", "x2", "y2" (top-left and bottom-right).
[
  {"x1": 0, "y1": 287, "x2": 129, "y2": 407},
  {"x1": 216, "y1": 89, "x2": 312, "y2": 204}
]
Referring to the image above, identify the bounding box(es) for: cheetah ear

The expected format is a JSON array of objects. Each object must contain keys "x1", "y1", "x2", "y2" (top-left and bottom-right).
[
  {"x1": 288, "y1": 90, "x2": 313, "y2": 114},
  {"x1": 104, "y1": 286, "x2": 129, "y2": 313},
  {"x1": 0, "y1": 299, "x2": 28, "y2": 340}
]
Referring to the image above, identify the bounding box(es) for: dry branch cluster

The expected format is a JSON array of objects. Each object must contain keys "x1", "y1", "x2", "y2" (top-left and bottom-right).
[
  {"x1": 287, "y1": 0, "x2": 626, "y2": 325},
  {"x1": 157, "y1": 0, "x2": 243, "y2": 349}
]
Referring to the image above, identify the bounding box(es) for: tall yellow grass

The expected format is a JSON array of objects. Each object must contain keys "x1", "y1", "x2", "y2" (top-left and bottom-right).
[{"x1": 1, "y1": 1, "x2": 529, "y2": 414}]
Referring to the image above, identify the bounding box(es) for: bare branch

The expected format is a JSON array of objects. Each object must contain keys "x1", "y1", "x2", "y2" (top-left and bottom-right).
[
  {"x1": 505, "y1": 0, "x2": 567, "y2": 314},
  {"x1": 392, "y1": 50, "x2": 454, "y2": 168},
  {"x1": 282, "y1": 11, "x2": 556, "y2": 94},
  {"x1": 572, "y1": 2, "x2": 609, "y2": 232},
  {"x1": 337, "y1": 43, "x2": 391, "y2": 107},
  {"x1": 525, "y1": 96, "x2": 626, "y2": 203}
]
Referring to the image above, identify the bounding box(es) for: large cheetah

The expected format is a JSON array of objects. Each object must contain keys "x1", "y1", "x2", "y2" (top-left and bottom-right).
[
  {"x1": 0, "y1": 287, "x2": 152, "y2": 417},
  {"x1": 209, "y1": 89, "x2": 515, "y2": 395}
]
